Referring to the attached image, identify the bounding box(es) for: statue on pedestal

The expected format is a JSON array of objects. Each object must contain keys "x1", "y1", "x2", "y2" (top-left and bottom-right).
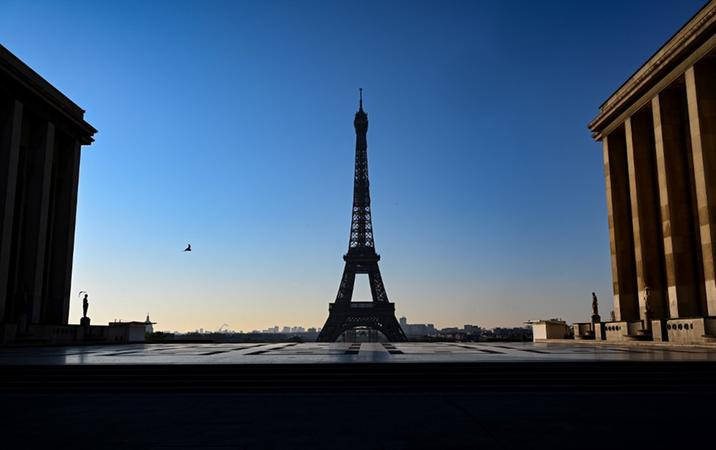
[
  {"x1": 591, "y1": 292, "x2": 601, "y2": 323},
  {"x1": 79, "y1": 291, "x2": 90, "y2": 328}
]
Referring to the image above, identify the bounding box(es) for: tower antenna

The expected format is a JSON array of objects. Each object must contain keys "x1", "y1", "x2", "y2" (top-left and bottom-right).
[{"x1": 359, "y1": 88, "x2": 363, "y2": 110}]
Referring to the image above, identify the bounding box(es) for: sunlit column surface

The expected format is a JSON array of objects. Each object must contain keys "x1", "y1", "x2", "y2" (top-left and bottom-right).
[
  {"x1": 604, "y1": 128, "x2": 639, "y2": 321},
  {"x1": 686, "y1": 60, "x2": 716, "y2": 316},
  {"x1": 652, "y1": 90, "x2": 706, "y2": 319},
  {"x1": 625, "y1": 111, "x2": 668, "y2": 321}
]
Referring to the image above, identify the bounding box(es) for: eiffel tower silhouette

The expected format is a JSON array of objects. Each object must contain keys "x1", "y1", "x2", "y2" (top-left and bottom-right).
[{"x1": 317, "y1": 90, "x2": 407, "y2": 342}]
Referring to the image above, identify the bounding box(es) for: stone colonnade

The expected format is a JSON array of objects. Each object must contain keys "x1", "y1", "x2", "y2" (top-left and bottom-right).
[
  {"x1": 0, "y1": 96, "x2": 82, "y2": 326},
  {"x1": 603, "y1": 54, "x2": 716, "y2": 323}
]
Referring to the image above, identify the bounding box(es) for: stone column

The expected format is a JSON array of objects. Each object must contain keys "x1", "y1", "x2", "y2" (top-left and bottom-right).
[
  {"x1": 27, "y1": 121, "x2": 55, "y2": 323},
  {"x1": 0, "y1": 99, "x2": 22, "y2": 322},
  {"x1": 60, "y1": 140, "x2": 81, "y2": 323},
  {"x1": 652, "y1": 89, "x2": 705, "y2": 318},
  {"x1": 685, "y1": 61, "x2": 716, "y2": 316},
  {"x1": 42, "y1": 136, "x2": 80, "y2": 324},
  {"x1": 625, "y1": 111, "x2": 668, "y2": 321},
  {"x1": 6, "y1": 118, "x2": 56, "y2": 328},
  {"x1": 604, "y1": 127, "x2": 639, "y2": 321}
]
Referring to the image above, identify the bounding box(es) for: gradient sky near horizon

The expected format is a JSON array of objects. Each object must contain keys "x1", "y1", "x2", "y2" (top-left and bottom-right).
[{"x1": 0, "y1": 0, "x2": 708, "y2": 332}]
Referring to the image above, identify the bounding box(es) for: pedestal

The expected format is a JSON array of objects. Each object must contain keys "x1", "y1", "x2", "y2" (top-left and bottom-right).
[
  {"x1": 594, "y1": 322, "x2": 606, "y2": 340},
  {"x1": 80, "y1": 317, "x2": 90, "y2": 327},
  {"x1": 592, "y1": 314, "x2": 601, "y2": 323}
]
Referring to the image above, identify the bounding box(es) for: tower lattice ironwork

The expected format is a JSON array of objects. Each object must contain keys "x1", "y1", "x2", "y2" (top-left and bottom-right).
[{"x1": 317, "y1": 90, "x2": 406, "y2": 342}]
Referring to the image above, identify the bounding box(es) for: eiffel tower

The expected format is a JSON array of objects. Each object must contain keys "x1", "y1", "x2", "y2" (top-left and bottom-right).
[{"x1": 317, "y1": 90, "x2": 407, "y2": 342}]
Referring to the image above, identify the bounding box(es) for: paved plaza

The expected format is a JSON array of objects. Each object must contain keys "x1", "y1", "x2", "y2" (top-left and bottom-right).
[{"x1": 2, "y1": 341, "x2": 716, "y2": 365}]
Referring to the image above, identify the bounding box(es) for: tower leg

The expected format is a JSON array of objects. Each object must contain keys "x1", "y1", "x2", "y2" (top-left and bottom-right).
[
  {"x1": 335, "y1": 264, "x2": 355, "y2": 303},
  {"x1": 317, "y1": 302, "x2": 407, "y2": 342}
]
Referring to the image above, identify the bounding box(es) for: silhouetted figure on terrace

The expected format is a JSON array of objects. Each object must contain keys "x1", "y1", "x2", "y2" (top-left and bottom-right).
[
  {"x1": 591, "y1": 292, "x2": 601, "y2": 323},
  {"x1": 82, "y1": 293, "x2": 89, "y2": 319},
  {"x1": 591, "y1": 292, "x2": 599, "y2": 316}
]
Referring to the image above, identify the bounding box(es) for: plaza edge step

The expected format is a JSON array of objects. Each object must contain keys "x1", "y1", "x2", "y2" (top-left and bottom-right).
[{"x1": 1, "y1": 361, "x2": 715, "y2": 393}]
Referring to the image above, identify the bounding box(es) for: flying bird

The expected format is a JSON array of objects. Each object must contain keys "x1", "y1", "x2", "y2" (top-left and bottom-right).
[{"x1": 184, "y1": 244, "x2": 192, "y2": 252}]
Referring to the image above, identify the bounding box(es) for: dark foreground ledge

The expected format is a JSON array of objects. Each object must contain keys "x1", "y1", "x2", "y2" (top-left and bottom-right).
[
  {"x1": 3, "y1": 361, "x2": 716, "y2": 393},
  {"x1": 3, "y1": 362, "x2": 716, "y2": 448}
]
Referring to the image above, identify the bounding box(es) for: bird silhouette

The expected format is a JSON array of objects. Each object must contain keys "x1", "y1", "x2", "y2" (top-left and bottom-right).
[{"x1": 184, "y1": 244, "x2": 192, "y2": 252}]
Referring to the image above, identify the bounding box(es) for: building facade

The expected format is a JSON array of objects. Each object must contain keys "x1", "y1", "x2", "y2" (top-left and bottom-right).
[
  {"x1": 0, "y1": 45, "x2": 96, "y2": 341},
  {"x1": 589, "y1": 1, "x2": 716, "y2": 343}
]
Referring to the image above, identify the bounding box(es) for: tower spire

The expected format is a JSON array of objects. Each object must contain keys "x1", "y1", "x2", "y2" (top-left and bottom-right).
[{"x1": 351, "y1": 87, "x2": 372, "y2": 251}]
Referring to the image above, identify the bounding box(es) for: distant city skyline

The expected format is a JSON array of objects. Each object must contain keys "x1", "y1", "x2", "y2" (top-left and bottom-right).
[
  {"x1": 0, "y1": 0, "x2": 707, "y2": 332},
  {"x1": 161, "y1": 317, "x2": 522, "y2": 338}
]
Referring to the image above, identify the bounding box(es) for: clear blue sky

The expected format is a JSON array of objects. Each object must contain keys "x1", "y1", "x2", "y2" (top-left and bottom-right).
[{"x1": 0, "y1": 0, "x2": 707, "y2": 332}]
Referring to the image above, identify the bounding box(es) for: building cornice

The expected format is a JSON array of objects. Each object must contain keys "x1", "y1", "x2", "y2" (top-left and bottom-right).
[
  {"x1": 588, "y1": 0, "x2": 716, "y2": 141},
  {"x1": 0, "y1": 44, "x2": 96, "y2": 144}
]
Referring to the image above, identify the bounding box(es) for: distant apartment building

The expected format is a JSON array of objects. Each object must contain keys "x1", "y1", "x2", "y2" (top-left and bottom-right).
[
  {"x1": 464, "y1": 325, "x2": 481, "y2": 334},
  {"x1": 399, "y1": 317, "x2": 437, "y2": 337}
]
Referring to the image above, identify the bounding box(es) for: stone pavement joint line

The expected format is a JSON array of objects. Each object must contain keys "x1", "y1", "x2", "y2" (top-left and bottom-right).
[{"x1": 2, "y1": 342, "x2": 716, "y2": 365}]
